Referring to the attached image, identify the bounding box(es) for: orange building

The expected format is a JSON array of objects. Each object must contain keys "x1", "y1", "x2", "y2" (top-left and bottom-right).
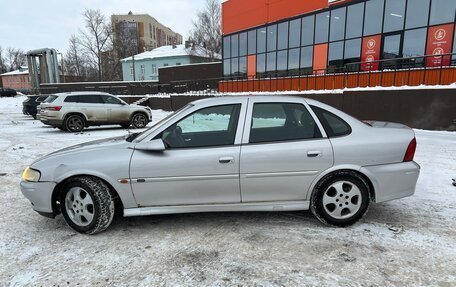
[
  {"x1": 221, "y1": 0, "x2": 456, "y2": 91},
  {"x1": 0, "y1": 67, "x2": 31, "y2": 91}
]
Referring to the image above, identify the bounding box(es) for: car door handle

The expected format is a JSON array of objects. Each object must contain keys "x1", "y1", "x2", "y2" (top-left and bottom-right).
[
  {"x1": 307, "y1": 151, "x2": 322, "y2": 158},
  {"x1": 219, "y1": 157, "x2": 234, "y2": 164}
]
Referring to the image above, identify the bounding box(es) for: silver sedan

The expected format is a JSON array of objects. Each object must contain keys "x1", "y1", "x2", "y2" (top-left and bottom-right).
[{"x1": 20, "y1": 96, "x2": 420, "y2": 234}]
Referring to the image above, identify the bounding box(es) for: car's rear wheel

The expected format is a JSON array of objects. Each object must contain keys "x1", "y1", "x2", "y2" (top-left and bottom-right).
[
  {"x1": 131, "y1": 113, "x2": 148, "y2": 129},
  {"x1": 60, "y1": 176, "x2": 115, "y2": 234},
  {"x1": 311, "y1": 171, "x2": 370, "y2": 227},
  {"x1": 65, "y1": 115, "x2": 85, "y2": 132}
]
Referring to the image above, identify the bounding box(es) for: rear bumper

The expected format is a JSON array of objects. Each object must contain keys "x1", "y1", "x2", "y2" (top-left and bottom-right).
[
  {"x1": 40, "y1": 117, "x2": 64, "y2": 127},
  {"x1": 20, "y1": 180, "x2": 56, "y2": 214},
  {"x1": 361, "y1": 161, "x2": 420, "y2": 203}
]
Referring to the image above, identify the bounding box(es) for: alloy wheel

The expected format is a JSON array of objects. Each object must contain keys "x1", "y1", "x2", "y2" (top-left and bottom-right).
[
  {"x1": 322, "y1": 181, "x2": 362, "y2": 220},
  {"x1": 65, "y1": 187, "x2": 95, "y2": 227}
]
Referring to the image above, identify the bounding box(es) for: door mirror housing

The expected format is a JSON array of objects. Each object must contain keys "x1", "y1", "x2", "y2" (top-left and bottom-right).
[{"x1": 135, "y1": 139, "x2": 166, "y2": 152}]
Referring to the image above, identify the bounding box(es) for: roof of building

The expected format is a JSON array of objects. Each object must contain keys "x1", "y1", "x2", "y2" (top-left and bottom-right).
[
  {"x1": 121, "y1": 44, "x2": 221, "y2": 62},
  {"x1": 0, "y1": 68, "x2": 29, "y2": 76}
]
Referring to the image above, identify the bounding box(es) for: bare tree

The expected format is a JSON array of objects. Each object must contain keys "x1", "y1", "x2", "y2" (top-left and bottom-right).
[
  {"x1": 5, "y1": 47, "x2": 26, "y2": 71},
  {"x1": 78, "y1": 9, "x2": 112, "y2": 81},
  {"x1": 189, "y1": 0, "x2": 222, "y2": 60},
  {"x1": 0, "y1": 46, "x2": 6, "y2": 74},
  {"x1": 65, "y1": 35, "x2": 87, "y2": 78}
]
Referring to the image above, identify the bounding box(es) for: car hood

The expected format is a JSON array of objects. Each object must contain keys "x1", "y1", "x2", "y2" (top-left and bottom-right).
[{"x1": 33, "y1": 135, "x2": 132, "y2": 164}]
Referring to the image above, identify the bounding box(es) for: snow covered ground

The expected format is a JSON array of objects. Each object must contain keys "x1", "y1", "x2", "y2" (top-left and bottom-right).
[{"x1": 0, "y1": 95, "x2": 455, "y2": 286}]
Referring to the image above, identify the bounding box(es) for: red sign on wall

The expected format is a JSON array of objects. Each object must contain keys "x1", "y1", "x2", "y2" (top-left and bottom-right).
[
  {"x1": 426, "y1": 23, "x2": 455, "y2": 67},
  {"x1": 361, "y1": 35, "x2": 382, "y2": 71}
]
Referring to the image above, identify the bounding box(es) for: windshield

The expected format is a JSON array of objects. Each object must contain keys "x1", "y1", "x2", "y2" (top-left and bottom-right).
[{"x1": 129, "y1": 104, "x2": 193, "y2": 143}]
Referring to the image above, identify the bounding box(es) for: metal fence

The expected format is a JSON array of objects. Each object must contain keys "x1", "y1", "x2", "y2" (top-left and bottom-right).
[{"x1": 174, "y1": 53, "x2": 456, "y2": 93}]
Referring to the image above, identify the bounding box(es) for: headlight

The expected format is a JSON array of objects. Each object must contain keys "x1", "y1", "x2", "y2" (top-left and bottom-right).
[{"x1": 22, "y1": 166, "x2": 41, "y2": 182}]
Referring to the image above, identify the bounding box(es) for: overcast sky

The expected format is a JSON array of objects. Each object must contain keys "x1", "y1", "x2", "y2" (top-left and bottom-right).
[{"x1": 0, "y1": 0, "x2": 207, "y2": 54}]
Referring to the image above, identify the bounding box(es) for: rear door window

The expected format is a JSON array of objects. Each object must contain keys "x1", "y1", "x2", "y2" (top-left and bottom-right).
[
  {"x1": 64, "y1": 95, "x2": 79, "y2": 103},
  {"x1": 101, "y1": 95, "x2": 122, "y2": 104},
  {"x1": 310, "y1": 105, "x2": 352, "y2": 137},
  {"x1": 78, "y1": 95, "x2": 103, "y2": 104},
  {"x1": 249, "y1": 103, "x2": 322, "y2": 143}
]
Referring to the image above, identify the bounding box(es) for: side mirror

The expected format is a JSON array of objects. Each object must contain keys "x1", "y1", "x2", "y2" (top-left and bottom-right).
[{"x1": 134, "y1": 139, "x2": 166, "y2": 152}]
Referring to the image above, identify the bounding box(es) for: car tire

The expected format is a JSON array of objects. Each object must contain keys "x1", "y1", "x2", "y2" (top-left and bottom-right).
[
  {"x1": 311, "y1": 171, "x2": 370, "y2": 227},
  {"x1": 60, "y1": 176, "x2": 115, "y2": 234},
  {"x1": 131, "y1": 113, "x2": 149, "y2": 129},
  {"x1": 65, "y1": 115, "x2": 85, "y2": 133},
  {"x1": 131, "y1": 113, "x2": 148, "y2": 129}
]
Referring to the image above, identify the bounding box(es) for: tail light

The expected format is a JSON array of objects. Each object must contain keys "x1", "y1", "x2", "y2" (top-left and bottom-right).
[
  {"x1": 403, "y1": 137, "x2": 417, "y2": 162},
  {"x1": 48, "y1": 106, "x2": 62, "y2": 111}
]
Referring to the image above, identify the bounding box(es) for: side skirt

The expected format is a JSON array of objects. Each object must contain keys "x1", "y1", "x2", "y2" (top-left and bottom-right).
[{"x1": 124, "y1": 201, "x2": 310, "y2": 217}]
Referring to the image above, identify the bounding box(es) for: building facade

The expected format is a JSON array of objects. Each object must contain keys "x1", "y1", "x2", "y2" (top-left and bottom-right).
[
  {"x1": 121, "y1": 44, "x2": 219, "y2": 81},
  {"x1": 222, "y1": 0, "x2": 456, "y2": 78},
  {"x1": 112, "y1": 12, "x2": 183, "y2": 56},
  {"x1": 0, "y1": 66, "x2": 31, "y2": 91}
]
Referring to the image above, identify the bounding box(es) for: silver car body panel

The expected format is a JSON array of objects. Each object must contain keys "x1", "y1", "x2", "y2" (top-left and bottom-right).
[
  {"x1": 29, "y1": 137, "x2": 138, "y2": 208},
  {"x1": 130, "y1": 97, "x2": 248, "y2": 206},
  {"x1": 20, "y1": 96, "x2": 420, "y2": 218},
  {"x1": 124, "y1": 201, "x2": 310, "y2": 217},
  {"x1": 20, "y1": 181, "x2": 56, "y2": 213},
  {"x1": 360, "y1": 161, "x2": 420, "y2": 203}
]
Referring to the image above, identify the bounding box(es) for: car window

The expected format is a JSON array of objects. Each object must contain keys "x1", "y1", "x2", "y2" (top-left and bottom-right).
[
  {"x1": 78, "y1": 95, "x2": 103, "y2": 104},
  {"x1": 102, "y1": 95, "x2": 122, "y2": 104},
  {"x1": 64, "y1": 95, "x2": 79, "y2": 103},
  {"x1": 37, "y1": 96, "x2": 48, "y2": 102},
  {"x1": 43, "y1": 95, "x2": 58, "y2": 103},
  {"x1": 162, "y1": 104, "x2": 241, "y2": 148},
  {"x1": 310, "y1": 105, "x2": 352, "y2": 137},
  {"x1": 249, "y1": 103, "x2": 322, "y2": 143},
  {"x1": 252, "y1": 103, "x2": 286, "y2": 128}
]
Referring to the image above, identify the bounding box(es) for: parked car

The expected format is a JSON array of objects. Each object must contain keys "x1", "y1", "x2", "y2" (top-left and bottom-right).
[
  {"x1": 0, "y1": 88, "x2": 17, "y2": 97},
  {"x1": 20, "y1": 96, "x2": 420, "y2": 234},
  {"x1": 39, "y1": 92, "x2": 152, "y2": 132},
  {"x1": 22, "y1": 95, "x2": 49, "y2": 119}
]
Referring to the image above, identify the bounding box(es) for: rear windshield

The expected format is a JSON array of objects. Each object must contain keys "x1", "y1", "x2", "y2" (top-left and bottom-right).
[{"x1": 43, "y1": 95, "x2": 58, "y2": 103}]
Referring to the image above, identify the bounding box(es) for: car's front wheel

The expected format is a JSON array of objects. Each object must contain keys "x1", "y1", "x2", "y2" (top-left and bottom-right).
[
  {"x1": 131, "y1": 113, "x2": 148, "y2": 129},
  {"x1": 311, "y1": 171, "x2": 370, "y2": 227},
  {"x1": 65, "y1": 115, "x2": 85, "y2": 133},
  {"x1": 60, "y1": 176, "x2": 115, "y2": 234}
]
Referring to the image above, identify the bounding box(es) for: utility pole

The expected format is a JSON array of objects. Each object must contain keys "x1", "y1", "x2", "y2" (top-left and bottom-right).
[{"x1": 132, "y1": 55, "x2": 136, "y2": 81}]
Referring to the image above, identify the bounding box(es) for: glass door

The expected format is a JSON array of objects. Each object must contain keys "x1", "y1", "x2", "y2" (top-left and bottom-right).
[{"x1": 381, "y1": 33, "x2": 403, "y2": 69}]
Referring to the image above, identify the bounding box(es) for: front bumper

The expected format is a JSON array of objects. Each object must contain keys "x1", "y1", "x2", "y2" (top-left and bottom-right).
[
  {"x1": 361, "y1": 161, "x2": 420, "y2": 203},
  {"x1": 20, "y1": 180, "x2": 56, "y2": 215}
]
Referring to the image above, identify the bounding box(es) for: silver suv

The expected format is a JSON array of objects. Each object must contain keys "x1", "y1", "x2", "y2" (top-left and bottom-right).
[{"x1": 39, "y1": 92, "x2": 152, "y2": 132}]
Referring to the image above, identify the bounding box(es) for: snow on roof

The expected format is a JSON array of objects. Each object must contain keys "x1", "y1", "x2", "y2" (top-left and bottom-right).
[
  {"x1": 121, "y1": 44, "x2": 221, "y2": 62},
  {"x1": 0, "y1": 68, "x2": 29, "y2": 76}
]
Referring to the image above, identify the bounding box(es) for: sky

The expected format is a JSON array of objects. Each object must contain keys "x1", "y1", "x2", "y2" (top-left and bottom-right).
[{"x1": 0, "y1": 0, "x2": 207, "y2": 54}]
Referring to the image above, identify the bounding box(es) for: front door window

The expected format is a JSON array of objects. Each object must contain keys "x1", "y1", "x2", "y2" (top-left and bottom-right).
[{"x1": 162, "y1": 104, "x2": 241, "y2": 148}]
